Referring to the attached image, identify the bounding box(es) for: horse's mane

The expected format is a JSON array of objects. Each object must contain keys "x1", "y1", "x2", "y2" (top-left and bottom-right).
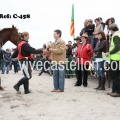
[
  {"x1": 0, "y1": 25, "x2": 18, "y2": 47},
  {"x1": 0, "y1": 28, "x2": 16, "y2": 32}
]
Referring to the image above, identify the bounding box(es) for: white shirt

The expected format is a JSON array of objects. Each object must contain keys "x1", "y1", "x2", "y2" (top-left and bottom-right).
[
  {"x1": 95, "y1": 58, "x2": 103, "y2": 62},
  {"x1": 104, "y1": 25, "x2": 111, "y2": 35},
  {"x1": 72, "y1": 47, "x2": 77, "y2": 58}
]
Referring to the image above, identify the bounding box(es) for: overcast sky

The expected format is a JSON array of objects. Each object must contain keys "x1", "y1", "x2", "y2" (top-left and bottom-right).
[{"x1": 1, "y1": 0, "x2": 120, "y2": 49}]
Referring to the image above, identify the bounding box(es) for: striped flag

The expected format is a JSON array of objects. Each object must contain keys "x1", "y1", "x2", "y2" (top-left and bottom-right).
[{"x1": 70, "y1": 4, "x2": 74, "y2": 36}]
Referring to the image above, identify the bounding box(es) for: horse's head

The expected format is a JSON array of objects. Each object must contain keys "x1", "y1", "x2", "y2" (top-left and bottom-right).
[{"x1": 9, "y1": 25, "x2": 19, "y2": 46}]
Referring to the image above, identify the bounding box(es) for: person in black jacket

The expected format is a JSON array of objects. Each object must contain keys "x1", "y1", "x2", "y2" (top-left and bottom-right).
[
  {"x1": 0, "y1": 49, "x2": 5, "y2": 73},
  {"x1": 12, "y1": 49, "x2": 19, "y2": 73},
  {"x1": 0, "y1": 48, "x2": 4, "y2": 90},
  {"x1": 66, "y1": 45, "x2": 72, "y2": 58},
  {"x1": 79, "y1": 19, "x2": 88, "y2": 36},
  {"x1": 85, "y1": 19, "x2": 95, "y2": 49},
  {"x1": 65, "y1": 45, "x2": 72, "y2": 78},
  {"x1": 106, "y1": 23, "x2": 120, "y2": 97},
  {"x1": 94, "y1": 31, "x2": 106, "y2": 90},
  {"x1": 12, "y1": 32, "x2": 43, "y2": 94}
]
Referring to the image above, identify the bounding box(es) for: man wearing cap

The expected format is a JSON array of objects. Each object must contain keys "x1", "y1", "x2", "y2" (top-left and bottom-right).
[
  {"x1": 74, "y1": 36, "x2": 81, "y2": 42},
  {"x1": 72, "y1": 36, "x2": 81, "y2": 78},
  {"x1": 72, "y1": 36, "x2": 81, "y2": 58},
  {"x1": 74, "y1": 36, "x2": 82, "y2": 45},
  {"x1": 73, "y1": 36, "x2": 81, "y2": 59},
  {"x1": 106, "y1": 23, "x2": 120, "y2": 97}
]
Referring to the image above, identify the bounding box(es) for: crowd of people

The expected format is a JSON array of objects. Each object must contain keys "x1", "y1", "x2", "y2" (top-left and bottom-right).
[
  {"x1": 36, "y1": 17, "x2": 120, "y2": 97},
  {"x1": 75, "y1": 17, "x2": 120, "y2": 97},
  {"x1": 0, "y1": 17, "x2": 120, "y2": 97},
  {"x1": 0, "y1": 48, "x2": 20, "y2": 74}
]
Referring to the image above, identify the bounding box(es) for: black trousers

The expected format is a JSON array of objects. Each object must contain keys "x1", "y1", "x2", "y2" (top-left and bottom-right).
[
  {"x1": 22, "y1": 61, "x2": 32, "y2": 79},
  {"x1": 110, "y1": 60, "x2": 120, "y2": 93},
  {"x1": 16, "y1": 61, "x2": 32, "y2": 92},
  {"x1": 76, "y1": 64, "x2": 89, "y2": 86},
  {"x1": 39, "y1": 59, "x2": 50, "y2": 75},
  {"x1": 93, "y1": 38, "x2": 98, "y2": 49},
  {"x1": 12, "y1": 60, "x2": 18, "y2": 73}
]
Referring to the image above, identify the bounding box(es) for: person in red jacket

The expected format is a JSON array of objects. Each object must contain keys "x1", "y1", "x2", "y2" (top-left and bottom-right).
[{"x1": 75, "y1": 33, "x2": 93, "y2": 87}]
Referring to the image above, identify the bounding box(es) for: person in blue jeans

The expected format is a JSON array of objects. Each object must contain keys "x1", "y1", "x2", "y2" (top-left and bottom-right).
[
  {"x1": 53, "y1": 64, "x2": 65, "y2": 91},
  {"x1": 3, "y1": 62, "x2": 10, "y2": 74},
  {"x1": 49, "y1": 29, "x2": 66, "y2": 92},
  {"x1": 2, "y1": 49, "x2": 11, "y2": 74}
]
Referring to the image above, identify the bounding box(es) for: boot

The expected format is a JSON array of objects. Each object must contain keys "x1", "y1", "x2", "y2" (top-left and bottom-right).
[
  {"x1": 38, "y1": 72, "x2": 42, "y2": 76},
  {"x1": 94, "y1": 77, "x2": 101, "y2": 90},
  {"x1": 74, "y1": 83, "x2": 81, "y2": 86},
  {"x1": 99, "y1": 77, "x2": 105, "y2": 90},
  {"x1": 24, "y1": 80, "x2": 31, "y2": 94},
  {"x1": 13, "y1": 77, "x2": 28, "y2": 92},
  {"x1": 38, "y1": 70, "x2": 44, "y2": 76}
]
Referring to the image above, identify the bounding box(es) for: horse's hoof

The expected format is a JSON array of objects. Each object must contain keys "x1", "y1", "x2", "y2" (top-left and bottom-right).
[{"x1": 0, "y1": 86, "x2": 4, "y2": 91}]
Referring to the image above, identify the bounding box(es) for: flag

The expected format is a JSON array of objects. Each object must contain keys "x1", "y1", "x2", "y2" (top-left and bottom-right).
[{"x1": 70, "y1": 4, "x2": 74, "y2": 36}]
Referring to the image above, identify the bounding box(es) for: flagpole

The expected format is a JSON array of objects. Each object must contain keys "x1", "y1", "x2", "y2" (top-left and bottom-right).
[
  {"x1": 73, "y1": 34, "x2": 74, "y2": 44},
  {"x1": 73, "y1": 4, "x2": 75, "y2": 44},
  {"x1": 70, "y1": 4, "x2": 75, "y2": 44}
]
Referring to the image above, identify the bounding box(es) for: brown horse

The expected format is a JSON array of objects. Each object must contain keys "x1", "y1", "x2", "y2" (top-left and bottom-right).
[
  {"x1": 0, "y1": 25, "x2": 19, "y2": 91},
  {"x1": 0, "y1": 25, "x2": 19, "y2": 47}
]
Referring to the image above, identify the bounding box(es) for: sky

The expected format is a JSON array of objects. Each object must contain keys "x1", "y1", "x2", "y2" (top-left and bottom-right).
[{"x1": 1, "y1": 0, "x2": 120, "y2": 50}]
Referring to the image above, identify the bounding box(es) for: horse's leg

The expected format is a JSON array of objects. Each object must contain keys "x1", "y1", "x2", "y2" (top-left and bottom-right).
[
  {"x1": 0, "y1": 77, "x2": 4, "y2": 91},
  {"x1": 0, "y1": 86, "x2": 4, "y2": 91}
]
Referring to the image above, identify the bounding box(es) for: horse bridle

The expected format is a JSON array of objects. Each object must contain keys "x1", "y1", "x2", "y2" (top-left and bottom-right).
[{"x1": 10, "y1": 30, "x2": 19, "y2": 46}]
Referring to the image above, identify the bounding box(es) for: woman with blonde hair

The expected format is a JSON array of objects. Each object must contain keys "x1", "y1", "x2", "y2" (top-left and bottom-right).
[
  {"x1": 12, "y1": 32, "x2": 43, "y2": 94},
  {"x1": 93, "y1": 18, "x2": 103, "y2": 48}
]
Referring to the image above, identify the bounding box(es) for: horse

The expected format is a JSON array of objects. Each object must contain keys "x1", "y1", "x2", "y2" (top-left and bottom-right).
[
  {"x1": 0, "y1": 25, "x2": 19, "y2": 47},
  {"x1": 0, "y1": 25, "x2": 19, "y2": 91}
]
